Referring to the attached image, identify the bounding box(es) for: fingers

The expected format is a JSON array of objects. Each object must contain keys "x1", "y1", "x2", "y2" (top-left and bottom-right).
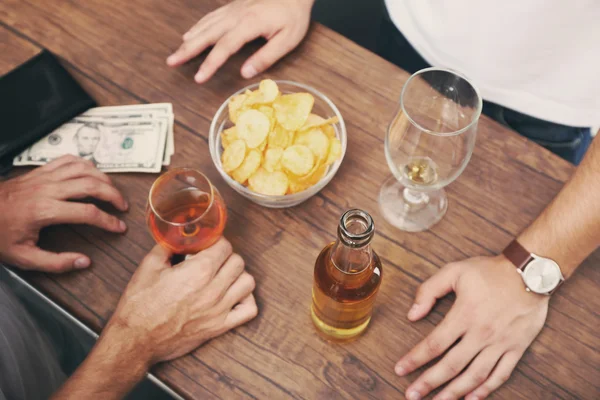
[
  {"x1": 43, "y1": 201, "x2": 127, "y2": 233},
  {"x1": 169, "y1": 7, "x2": 303, "y2": 82},
  {"x1": 53, "y1": 177, "x2": 128, "y2": 211},
  {"x1": 408, "y1": 263, "x2": 462, "y2": 321},
  {"x1": 466, "y1": 351, "x2": 523, "y2": 400},
  {"x1": 223, "y1": 293, "x2": 258, "y2": 331},
  {"x1": 182, "y1": 9, "x2": 224, "y2": 41},
  {"x1": 131, "y1": 245, "x2": 173, "y2": 287},
  {"x1": 210, "y1": 253, "x2": 246, "y2": 299},
  {"x1": 405, "y1": 334, "x2": 484, "y2": 399},
  {"x1": 395, "y1": 308, "x2": 464, "y2": 376},
  {"x1": 181, "y1": 237, "x2": 233, "y2": 278},
  {"x1": 14, "y1": 245, "x2": 91, "y2": 273},
  {"x1": 35, "y1": 155, "x2": 83, "y2": 173},
  {"x1": 241, "y1": 30, "x2": 300, "y2": 79},
  {"x1": 220, "y1": 271, "x2": 256, "y2": 310},
  {"x1": 140, "y1": 245, "x2": 173, "y2": 272},
  {"x1": 193, "y1": 26, "x2": 262, "y2": 83},
  {"x1": 166, "y1": 22, "x2": 228, "y2": 67},
  {"x1": 434, "y1": 347, "x2": 504, "y2": 400},
  {"x1": 21, "y1": 155, "x2": 88, "y2": 181},
  {"x1": 44, "y1": 159, "x2": 112, "y2": 185}
]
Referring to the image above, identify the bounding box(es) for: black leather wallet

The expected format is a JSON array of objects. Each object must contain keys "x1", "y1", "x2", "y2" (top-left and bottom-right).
[{"x1": 0, "y1": 50, "x2": 96, "y2": 173}]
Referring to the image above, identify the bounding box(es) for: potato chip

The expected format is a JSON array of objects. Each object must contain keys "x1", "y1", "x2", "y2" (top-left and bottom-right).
[
  {"x1": 231, "y1": 149, "x2": 261, "y2": 184},
  {"x1": 258, "y1": 79, "x2": 279, "y2": 103},
  {"x1": 223, "y1": 80, "x2": 343, "y2": 196},
  {"x1": 288, "y1": 179, "x2": 310, "y2": 194},
  {"x1": 258, "y1": 139, "x2": 267, "y2": 152},
  {"x1": 294, "y1": 128, "x2": 330, "y2": 162},
  {"x1": 249, "y1": 168, "x2": 289, "y2": 196},
  {"x1": 301, "y1": 114, "x2": 324, "y2": 129},
  {"x1": 258, "y1": 105, "x2": 274, "y2": 118},
  {"x1": 221, "y1": 126, "x2": 238, "y2": 149},
  {"x1": 243, "y1": 92, "x2": 260, "y2": 107},
  {"x1": 221, "y1": 139, "x2": 246, "y2": 172},
  {"x1": 267, "y1": 125, "x2": 290, "y2": 149},
  {"x1": 263, "y1": 148, "x2": 283, "y2": 172},
  {"x1": 309, "y1": 165, "x2": 328, "y2": 184},
  {"x1": 244, "y1": 79, "x2": 280, "y2": 106},
  {"x1": 273, "y1": 93, "x2": 314, "y2": 131},
  {"x1": 228, "y1": 93, "x2": 248, "y2": 123},
  {"x1": 258, "y1": 105, "x2": 276, "y2": 131},
  {"x1": 322, "y1": 124, "x2": 336, "y2": 139},
  {"x1": 237, "y1": 109, "x2": 271, "y2": 149},
  {"x1": 296, "y1": 162, "x2": 318, "y2": 182},
  {"x1": 325, "y1": 137, "x2": 342, "y2": 165},
  {"x1": 288, "y1": 164, "x2": 328, "y2": 194},
  {"x1": 301, "y1": 114, "x2": 339, "y2": 131},
  {"x1": 281, "y1": 145, "x2": 314, "y2": 176}
]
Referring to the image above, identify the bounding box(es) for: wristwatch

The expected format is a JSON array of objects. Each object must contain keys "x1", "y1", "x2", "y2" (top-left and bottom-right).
[{"x1": 502, "y1": 240, "x2": 565, "y2": 295}]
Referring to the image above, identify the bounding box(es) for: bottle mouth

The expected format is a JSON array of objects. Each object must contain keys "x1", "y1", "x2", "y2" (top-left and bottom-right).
[{"x1": 338, "y1": 209, "x2": 375, "y2": 248}]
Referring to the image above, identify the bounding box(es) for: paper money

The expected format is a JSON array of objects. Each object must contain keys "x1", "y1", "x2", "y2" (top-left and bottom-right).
[
  {"x1": 13, "y1": 117, "x2": 167, "y2": 173},
  {"x1": 14, "y1": 103, "x2": 175, "y2": 172},
  {"x1": 83, "y1": 103, "x2": 174, "y2": 165}
]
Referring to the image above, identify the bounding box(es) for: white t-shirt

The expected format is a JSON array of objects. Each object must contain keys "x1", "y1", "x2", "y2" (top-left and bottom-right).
[{"x1": 385, "y1": 0, "x2": 600, "y2": 127}]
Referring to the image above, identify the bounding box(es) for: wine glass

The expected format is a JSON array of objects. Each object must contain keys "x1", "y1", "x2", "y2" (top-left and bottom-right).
[
  {"x1": 379, "y1": 67, "x2": 482, "y2": 232},
  {"x1": 147, "y1": 168, "x2": 227, "y2": 255}
]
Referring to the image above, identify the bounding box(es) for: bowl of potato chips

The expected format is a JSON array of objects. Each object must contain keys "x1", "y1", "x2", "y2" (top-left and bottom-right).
[{"x1": 209, "y1": 80, "x2": 346, "y2": 208}]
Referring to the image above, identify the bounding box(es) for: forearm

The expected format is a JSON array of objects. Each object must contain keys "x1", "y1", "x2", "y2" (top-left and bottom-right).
[
  {"x1": 518, "y1": 134, "x2": 600, "y2": 277},
  {"x1": 51, "y1": 323, "x2": 150, "y2": 400}
]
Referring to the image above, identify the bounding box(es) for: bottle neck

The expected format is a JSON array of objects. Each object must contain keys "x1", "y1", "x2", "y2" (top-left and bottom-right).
[
  {"x1": 329, "y1": 209, "x2": 375, "y2": 275},
  {"x1": 330, "y1": 239, "x2": 373, "y2": 275}
]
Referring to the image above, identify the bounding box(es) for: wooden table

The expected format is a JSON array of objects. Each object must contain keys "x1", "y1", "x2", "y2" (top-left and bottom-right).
[{"x1": 1, "y1": 1, "x2": 599, "y2": 399}]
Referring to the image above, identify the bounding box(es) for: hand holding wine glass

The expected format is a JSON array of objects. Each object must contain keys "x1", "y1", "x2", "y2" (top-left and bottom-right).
[{"x1": 53, "y1": 240, "x2": 258, "y2": 400}]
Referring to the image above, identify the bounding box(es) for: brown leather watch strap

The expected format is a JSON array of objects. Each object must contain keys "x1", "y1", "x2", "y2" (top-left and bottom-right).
[{"x1": 502, "y1": 239, "x2": 533, "y2": 271}]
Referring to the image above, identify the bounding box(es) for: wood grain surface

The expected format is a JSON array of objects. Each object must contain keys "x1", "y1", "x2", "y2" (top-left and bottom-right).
[{"x1": 1, "y1": 1, "x2": 598, "y2": 399}]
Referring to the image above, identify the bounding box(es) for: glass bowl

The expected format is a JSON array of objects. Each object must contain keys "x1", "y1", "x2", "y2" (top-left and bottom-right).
[{"x1": 209, "y1": 80, "x2": 347, "y2": 208}]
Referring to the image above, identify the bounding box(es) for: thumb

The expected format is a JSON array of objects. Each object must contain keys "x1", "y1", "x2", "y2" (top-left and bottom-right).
[
  {"x1": 241, "y1": 30, "x2": 302, "y2": 79},
  {"x1": 129, "y1": 245, "x2": 173, "y2": 286},
  {"x1": 139, "y1": 244, "x2": 173, "y2": 272},
  {"x1": 409, "y1": 262, "x2": 462, "y2": 321},
  {"x1": 15, "y1": 245, "x2": 91, "y2": 273}
]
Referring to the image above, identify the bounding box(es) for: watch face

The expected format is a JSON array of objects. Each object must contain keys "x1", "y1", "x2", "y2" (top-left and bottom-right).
[{"x1": 522, "y1": 258, "x2": 561, "y2": 294}]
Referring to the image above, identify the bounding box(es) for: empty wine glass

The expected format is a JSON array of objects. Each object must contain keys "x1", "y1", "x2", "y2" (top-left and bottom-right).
[{"x1": 379, "y1": 67, "x2": 482, "y2": 232}]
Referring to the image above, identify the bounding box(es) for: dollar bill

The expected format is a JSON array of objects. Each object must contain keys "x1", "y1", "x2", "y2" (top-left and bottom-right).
[
  {"x1": 83, "y1": 103, "x2": 174, "y2": 165},
  {"x1": 13, "y1": 117, "x2": 167, "y2": 173}
]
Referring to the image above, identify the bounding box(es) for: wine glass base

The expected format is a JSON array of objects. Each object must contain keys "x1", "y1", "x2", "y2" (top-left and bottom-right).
[{"x1": 378, "y1": 176, "x2": 447, "y2": 232}]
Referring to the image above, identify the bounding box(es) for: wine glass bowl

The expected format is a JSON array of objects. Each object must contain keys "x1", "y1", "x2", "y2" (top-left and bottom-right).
[
  {"x1": 146, "y1": 168, "x2": 227, "y2": 254},
  {"x1": 209, "y1": 80, "x2": 347, "y2": 208},
  {"x1": 380, "y1": 68, "x2": 482, "y2": 232}
]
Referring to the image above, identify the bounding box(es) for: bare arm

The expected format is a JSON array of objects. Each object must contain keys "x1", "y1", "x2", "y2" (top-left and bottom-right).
[
  {"x1": 52, "y1": 240, "x2": 258, "y2": 399},
  {"x1": 395, "y1": 135, "x2": 600, "y2": 400},
  {"x1": 519, "y1": 132, "x2": 600, "y2": 276},
  {"x1": 50, "y1": 325, "x2": 149, "y2": 400}
]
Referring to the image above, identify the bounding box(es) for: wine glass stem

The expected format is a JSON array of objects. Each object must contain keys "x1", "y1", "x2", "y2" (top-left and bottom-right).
[{"x1": 403, "y1": 188, "x2": 430, "y2": 211}]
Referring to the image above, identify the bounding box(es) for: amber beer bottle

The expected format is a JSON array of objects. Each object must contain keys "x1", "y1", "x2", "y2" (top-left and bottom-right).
[{"x1": 311, "y1": 209, "x2": 383, "y2": 340}]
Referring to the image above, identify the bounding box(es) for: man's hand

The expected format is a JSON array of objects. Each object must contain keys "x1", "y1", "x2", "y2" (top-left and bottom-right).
[
  {"x1": 107, "y1": 238, "x2": 258, "y2": 365},
  {"x1": 0, "y1": 155, "x2": 128, "y2": 272},
  {"x1": 396, "y1": 256, "x2": 549, "y2": 400},
  {"x1": 52, "y1": 238, "x2": 257, "y2": 399},
  {"x1": 167, "y1": 0, "x2": 314, "y2": 83}
]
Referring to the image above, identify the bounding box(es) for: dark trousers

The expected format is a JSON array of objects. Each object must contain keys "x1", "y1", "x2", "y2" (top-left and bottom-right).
[
  {"x1": 376, "y1": 19, "x2": 592, "y2": 165},
  {"x1": 0, "y1": 271, "x2": 172, "y2": 400}
]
